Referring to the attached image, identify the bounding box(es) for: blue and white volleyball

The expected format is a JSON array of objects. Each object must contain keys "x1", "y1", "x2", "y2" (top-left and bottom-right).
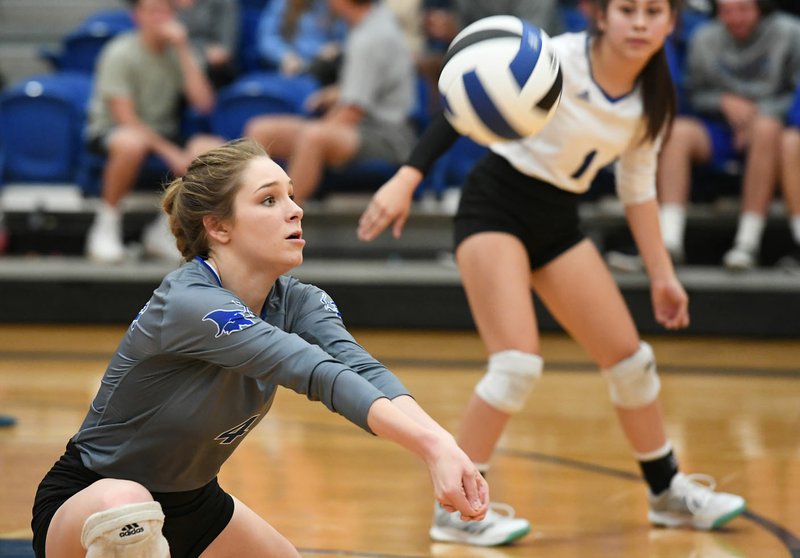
[{"x1": 438, "y1": 16, "x2": 562, "y2": 146}]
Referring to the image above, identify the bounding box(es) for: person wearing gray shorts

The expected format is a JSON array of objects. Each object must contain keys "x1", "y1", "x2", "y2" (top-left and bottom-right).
[{"x1": 245, "y1": 0, "x2": 417, "y2": 205}]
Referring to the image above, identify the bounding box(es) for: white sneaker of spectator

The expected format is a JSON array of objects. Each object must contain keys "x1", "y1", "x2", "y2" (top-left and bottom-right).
[
  {"x1": 142, "y1": 213, "x2": 182, "y2": 263},
  {"x1": 86, "y1": 203, "x2": 125, "y2": 263},
  {"x1": 722, "y1": 245, "x2": 756, "y2": 271}
]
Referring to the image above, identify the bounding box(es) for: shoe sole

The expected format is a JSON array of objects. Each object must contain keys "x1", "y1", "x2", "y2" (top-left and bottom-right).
[
  {"x1": 711, "y1": 503, "x2": 747, "y2": 529},
  {"x1": 429, "y1": 524, "x2": 531, "y2": 547},
  {"x1": 648, "y1": 503, "x2": 746, "y2": 531}
]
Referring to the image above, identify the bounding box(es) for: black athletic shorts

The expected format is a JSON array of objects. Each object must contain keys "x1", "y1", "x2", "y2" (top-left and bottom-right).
[
  {"x1": 454, "y1": 151, "x2": 586, "y2": 270},
  {"x1": 31, "y1": 441, "x2": 234, "y2": 558}
]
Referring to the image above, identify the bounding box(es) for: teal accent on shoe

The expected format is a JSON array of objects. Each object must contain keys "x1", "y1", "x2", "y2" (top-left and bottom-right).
[
  {"x1": 501, "y1": 525, "x2": 531, "y2": 545},
  {"x1": 711, "y1": 503, "x2": 747, "y2": 529},
  {"x1": 0, "y1": 415, "x2": 16, "y2": 427}
]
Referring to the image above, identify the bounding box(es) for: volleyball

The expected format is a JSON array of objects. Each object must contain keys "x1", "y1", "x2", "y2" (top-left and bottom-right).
[{"x1": 438, "y1": 16, "x2": 563, "y2": 146}]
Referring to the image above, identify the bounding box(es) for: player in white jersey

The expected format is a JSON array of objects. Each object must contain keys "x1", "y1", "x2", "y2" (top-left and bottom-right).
[
  {"x1": 32, "y1": 139, "x2": 489, "y2": 558},
  {"x1": 358, "y1": 0, "x2": 746, "y2": 547}
]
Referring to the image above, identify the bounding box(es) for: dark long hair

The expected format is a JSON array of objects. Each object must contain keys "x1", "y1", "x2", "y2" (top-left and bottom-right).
[{"x1": 591, "y1": 0, "x2": 681, "y2": 143}]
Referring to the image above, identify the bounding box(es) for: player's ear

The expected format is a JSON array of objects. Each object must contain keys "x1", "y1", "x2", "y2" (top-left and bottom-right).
[{"x1": 203, "y1": 214, "x2": 231, "y2": 244}]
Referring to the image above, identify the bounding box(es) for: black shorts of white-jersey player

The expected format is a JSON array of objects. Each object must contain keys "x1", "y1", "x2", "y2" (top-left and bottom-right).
[
  {"x1": 358, "y1": 0, "x2": 746, "y2": 547},
  {"x1": 31, "y1": 138, "x2": 490, "y2": 558}
]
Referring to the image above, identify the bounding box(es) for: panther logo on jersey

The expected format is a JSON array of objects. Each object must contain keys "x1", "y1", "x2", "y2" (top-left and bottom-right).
[
  {"x1": 203, "y1": 301, "x2": 256, "y2": 338},
  {"x1": 130, "y1": 301, "x2": 150, "y2": 332},
  {"x1": 320, "y1": 292, "x2": 341, "y2": 318}
]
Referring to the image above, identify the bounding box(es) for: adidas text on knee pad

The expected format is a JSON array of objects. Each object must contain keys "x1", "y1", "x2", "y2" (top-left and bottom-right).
[
  {"x1": 81, "y1": 501, "x2": 169, "y2": 558},
  {"x1": 601, "y1": 342, "x2": 660, "y2": 409},
  {"x1": 475, "y1": 350, "x2": 543, "y2": 414}
]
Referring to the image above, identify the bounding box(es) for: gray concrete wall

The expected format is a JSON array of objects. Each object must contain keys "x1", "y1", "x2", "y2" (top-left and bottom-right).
[{"x1": 0, "y1": 0, "x2": 127, "y2": 84}]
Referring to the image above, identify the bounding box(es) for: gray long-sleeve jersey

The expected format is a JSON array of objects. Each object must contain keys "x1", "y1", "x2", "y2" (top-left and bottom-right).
[
  {"x1": 686, "y1": 12, "x2": 800, "y2": 119},
  {"x1": 72, "y1": 258, "x2": 410, "y2": 492}
]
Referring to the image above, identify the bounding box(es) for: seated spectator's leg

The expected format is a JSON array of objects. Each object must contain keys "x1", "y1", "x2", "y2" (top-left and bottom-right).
[
  {"x1": 724, "y1": 115, "x2": 782, "y2": 270},
  {"x1": 86, "y1": 126, "x2": 151, "y2": 263},
  {"x1": 244, "y1": 115, "x2": 308, "y2": 160},
  {"x1": 778, "y1": 128, "x2": 800, "y2": 268},
  {"x1": 185, "y1": 133, "x2": 226, "y2": 161},
  {"x1": 287, "y1": 121, "x2": 359, "y2": 204},
  {"x1": 657, "y1": 117, "x2": 712, "y2": 263},
  {"x1": 102, "y1": 126, "x2": 152, "y2": 207}
]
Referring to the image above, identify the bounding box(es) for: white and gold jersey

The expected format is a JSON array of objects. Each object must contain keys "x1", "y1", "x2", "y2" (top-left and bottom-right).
[{"x1": 492, "y1": 32, "x2": 661, "y2": 205}]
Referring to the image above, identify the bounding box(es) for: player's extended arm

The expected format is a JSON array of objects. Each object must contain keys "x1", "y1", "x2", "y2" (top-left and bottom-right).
[
  {"x1": 625, "y1": 199, "x2": 689, "y2": 330},
  {"x1": 366, "y1": 397, "x2": 489, "y2": 520}
]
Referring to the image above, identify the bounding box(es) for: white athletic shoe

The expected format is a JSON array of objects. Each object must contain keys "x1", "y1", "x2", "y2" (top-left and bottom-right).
[
  {"x1": 142, "y1": 213, "x2": 181, "y2": 262},
  {"x1": 429, "y1": 501, "x2": 531, "y2": 547},
  {"x1": 648, "y1": 473, "x2": 746, "y2": 530},
  {"x1": 86, "y1": 204, "x2": 125, "y2": 263},
  {"x1": 722, "y1": 245, "x2": 756, "y2": 271}
]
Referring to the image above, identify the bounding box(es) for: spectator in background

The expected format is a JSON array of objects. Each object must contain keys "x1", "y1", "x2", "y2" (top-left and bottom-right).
[
  {"x1": 420, "y1": 0, "x2": 563, "y2": 48},
  {"x1": 777, "y1": 89, "x2": 800, "y2": 270},
  {"x1": 174, "y1": 0, "x2": 240, "y2": 89},
  {"x1": 384, "y1": 0, "x2": 425, "y2": 60},
  {"x1": 256, "y1": 0, "x2": 346, "y2": 82},
  {"x1": 657, "y1": 0, "x2": 800, "y2": 270},
  {"x1": 85, "y1": 0, "x2": 223, "y2": 264},
  {"x1": 245, "y1": 0, "x2": 416, "y2": 205}
]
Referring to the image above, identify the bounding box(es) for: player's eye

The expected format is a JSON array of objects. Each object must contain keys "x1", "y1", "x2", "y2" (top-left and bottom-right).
[{"x1": 261, "y1": 196, "x2": 276, "y2": 207}]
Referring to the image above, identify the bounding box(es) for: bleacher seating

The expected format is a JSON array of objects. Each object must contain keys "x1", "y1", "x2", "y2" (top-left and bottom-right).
[
  {"x1": 0, "y1": 2, "x2": 797, "y2": 338},
  {"x1": 211, "y1": 72, "x2": 318, "y2": 140},
  {"x1": 237, "y1": 0, "x2": 271, "y2": 74},
  {"x1": 39, "y1": 9, "x2": 134, "y2": 75},
  {"x1": 788, "y1": 84, "x2": 800, "y2": 127},
  {"x1": 0, "y1": 72, "x2": 92, "y2": 185}
]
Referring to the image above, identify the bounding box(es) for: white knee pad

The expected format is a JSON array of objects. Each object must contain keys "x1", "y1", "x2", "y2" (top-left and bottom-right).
[
  {"x1": 81, "y1": 501, "x2": 169, "y2": 558},
  {"x1": 475, "y1": 350, "x2": 543, "y2": 414},
  {"x1": 601, "y1": 342, "x2": 660, "y2": 409}
]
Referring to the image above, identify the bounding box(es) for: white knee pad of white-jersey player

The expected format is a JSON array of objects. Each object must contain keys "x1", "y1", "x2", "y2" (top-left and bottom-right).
[
  {"x1": 81, "y1": 501, "x2": 169, "y2": 558},
  {"x1": 475, "y1": 350, "x2": 543, "y2": 414},
  {"x1": 601, "y1": 342, "x2": 660, "y2": 409}
]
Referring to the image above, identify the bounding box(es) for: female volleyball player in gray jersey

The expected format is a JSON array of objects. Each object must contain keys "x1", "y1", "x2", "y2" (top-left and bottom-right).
[
  {"x1": 358, "y1": 0, "x2": 746, "y2": 547},
  {"x1": 31, "y1": 139, "x2": 489, "y2": 558}
]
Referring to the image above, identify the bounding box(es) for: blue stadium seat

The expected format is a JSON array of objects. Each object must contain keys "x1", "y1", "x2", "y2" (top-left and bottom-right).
[
  {"x1": 77, "y1": 151, "x2": 171, "y2": 198},
  {"x1": 410, "y1": 74, "x2": 432, "y2": 134},
  {"x1": 238, "y1": 2, "x2": 268, "y2": 74},
  {"x1": 788, "y1": 85, "x2": 800, "y2": 128},
  {"x1": 423, "y1": 135, "x2": 487, "y2": 197},
  {"x1": 239, "y1": 0, "x2": 271, "y2": 9},
  {"x1": 210, "y1": 72, "x2": 318, "y2": 140},
  {"x1": 0, "y1": 72, "x2": 93, "y2": 185},
  {"x1": 40, "y1": 9, "x2": 134, "y2": 74},
  {"x1": 560, "y1": 6, "x2": 589, "y2": 32}
]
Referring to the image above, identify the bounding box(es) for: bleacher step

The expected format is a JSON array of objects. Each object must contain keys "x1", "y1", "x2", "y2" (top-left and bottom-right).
[{"x1": 0, "y1": 256, "x2": 797, "y2": 337}]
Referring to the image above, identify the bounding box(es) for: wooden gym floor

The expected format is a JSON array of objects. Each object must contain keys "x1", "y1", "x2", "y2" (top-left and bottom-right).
[{"x1": 1, "y1": 325, "x2": 799, "y2": 557}]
